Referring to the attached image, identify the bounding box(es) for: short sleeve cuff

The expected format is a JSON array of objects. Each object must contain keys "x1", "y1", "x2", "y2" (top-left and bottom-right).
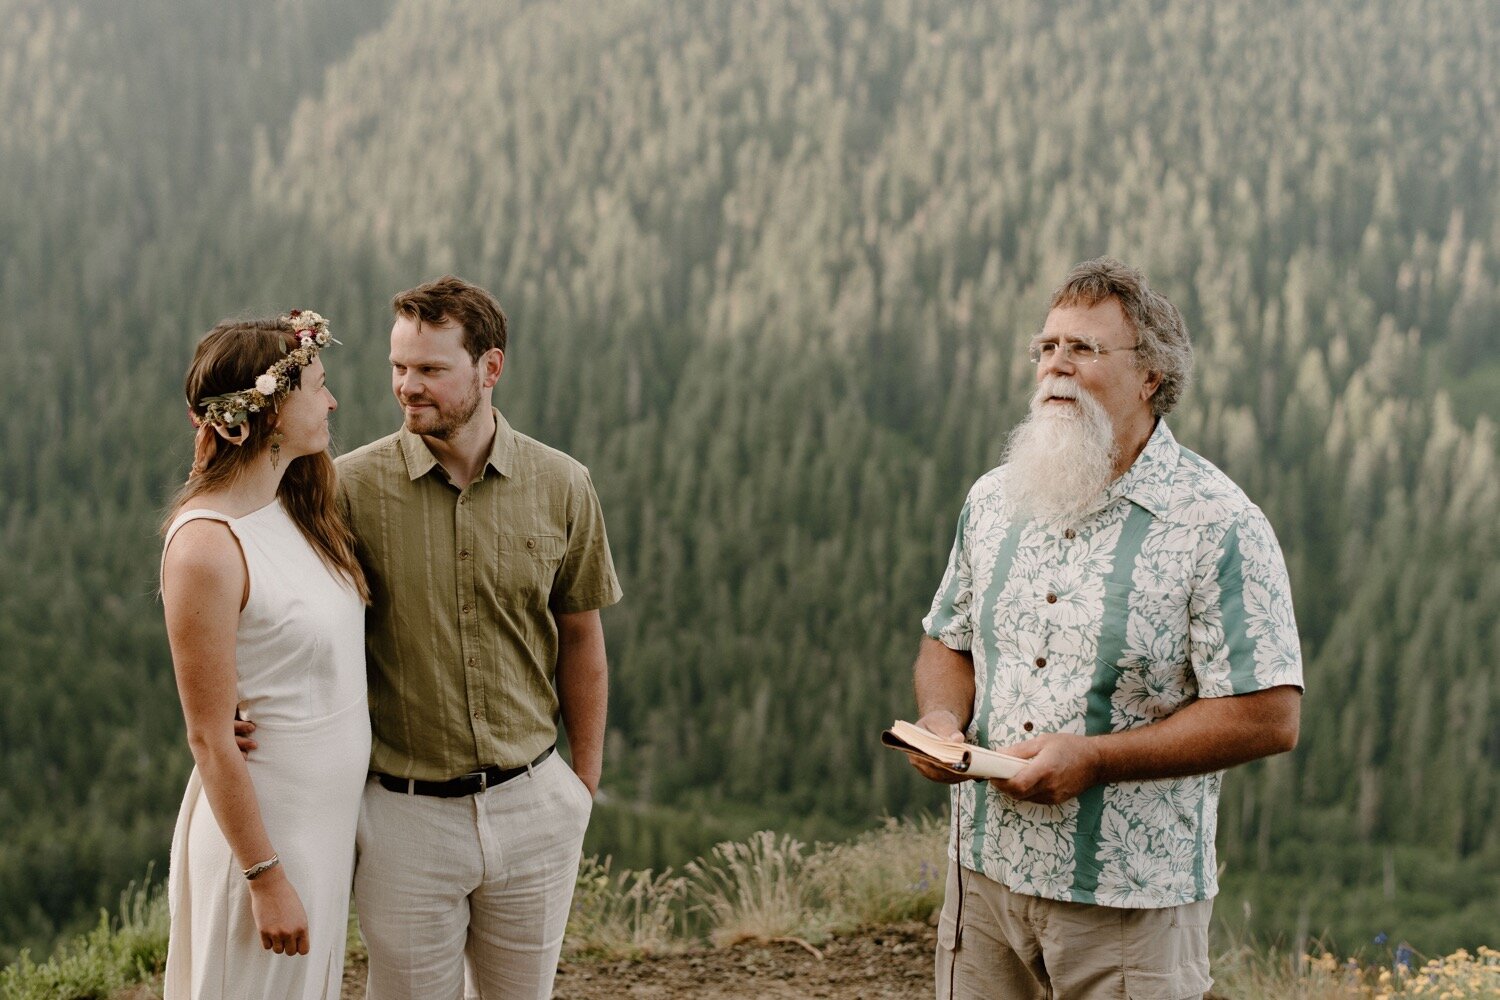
[
  {"x1": 923, "y1": 613, "x2": 973, "y2": 652},
  {"x1": 556, "y1": 584, "x2": 624, "y2": 615}
]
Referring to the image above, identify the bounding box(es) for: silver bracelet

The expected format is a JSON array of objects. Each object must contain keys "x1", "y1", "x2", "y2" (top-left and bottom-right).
[{"x1": 242, "y1": 854, "x2": 280, "y2": 880}]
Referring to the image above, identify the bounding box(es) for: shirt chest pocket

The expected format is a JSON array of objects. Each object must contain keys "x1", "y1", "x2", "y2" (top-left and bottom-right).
[{"x1": 488, "y1": 532, "x2": 566, "y2": 608}]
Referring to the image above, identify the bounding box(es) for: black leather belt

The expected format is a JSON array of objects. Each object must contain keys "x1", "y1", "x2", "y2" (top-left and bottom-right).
[{"x1": 373, "y1": 745, "x2": 555, "y2": 798}]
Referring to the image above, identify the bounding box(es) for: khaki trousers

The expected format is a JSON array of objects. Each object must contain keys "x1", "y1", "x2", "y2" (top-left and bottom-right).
[
  {"x1": 354, "y1": 752, "x2": 594, "y2": 1000},
  {"x1": 935, "y1": 863, "x2": 1212, "y2": 1000}
]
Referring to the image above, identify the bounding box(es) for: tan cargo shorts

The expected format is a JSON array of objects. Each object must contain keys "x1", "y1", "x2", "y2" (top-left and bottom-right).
[{"x1": 935, "y1": 862, "x2": 1213, "y2": 1000}]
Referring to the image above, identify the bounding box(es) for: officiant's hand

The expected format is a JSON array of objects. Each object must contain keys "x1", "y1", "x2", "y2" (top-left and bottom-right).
[
  {"x1": 988, "y1": 733, "x2": 1102, "y2": 805},
  {"x1": 908, "y1": 710, "x2": 973, "y2": 785},
  {"x1": 233, "y1": 718, "x2": 257, "y2": 758}
]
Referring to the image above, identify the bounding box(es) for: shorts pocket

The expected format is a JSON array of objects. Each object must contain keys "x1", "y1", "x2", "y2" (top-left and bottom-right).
[
  {"x1": 936, "y1": 862, "x2": 964, "y2": 952},
  {"x1": 937, "y1": 907, "x2": 959, "y2": 951},
  {"x1": 1123, "y1": 965, "x2": 1211, "y2": 999},
  {"x1": 1171, "y1": 897, "x2": 1212, "y2": 928}
]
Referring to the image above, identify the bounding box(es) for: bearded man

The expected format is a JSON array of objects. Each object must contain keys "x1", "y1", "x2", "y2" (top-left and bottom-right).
[
  {"x1": 336, "y1": 276, "x2": 619, "y2": 998},
  {"x1": 909, "y1": 257, "x2": 1302, "y2": 1000}
]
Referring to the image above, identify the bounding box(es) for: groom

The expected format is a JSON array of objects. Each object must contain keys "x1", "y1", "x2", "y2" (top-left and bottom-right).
[
  {"x1": 243, "y1": 275, "x2": 621, "y2": 998},
  {"x1": 344, "y1": 275, "x2": 621, "y2": 998}
]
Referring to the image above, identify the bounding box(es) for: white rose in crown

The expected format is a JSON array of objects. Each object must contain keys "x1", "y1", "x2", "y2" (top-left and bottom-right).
[{"x1": 256, "y1": 374, "x2": 279, "y2": 396}]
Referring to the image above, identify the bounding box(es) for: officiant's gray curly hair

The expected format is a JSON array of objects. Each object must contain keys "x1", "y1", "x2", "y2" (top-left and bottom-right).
[{"x1": 1048, "y1": 257, "x2": 1194, "y2": 417}]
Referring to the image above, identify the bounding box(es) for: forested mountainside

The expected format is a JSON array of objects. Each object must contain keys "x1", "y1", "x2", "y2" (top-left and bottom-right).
[{"x1": 2, "y1": 0, "x2": 1497, "y2": 963}]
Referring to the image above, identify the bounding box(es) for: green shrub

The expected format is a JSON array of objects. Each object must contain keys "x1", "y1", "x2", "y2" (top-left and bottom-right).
[{"x1": 0, "y1": 876, "x2": 167, "y2": 1000}]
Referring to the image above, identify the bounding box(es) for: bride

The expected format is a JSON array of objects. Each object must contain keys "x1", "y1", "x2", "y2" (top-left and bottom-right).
[{"x1": 159, "y1": 311, "x2": 369, "y2": 999}]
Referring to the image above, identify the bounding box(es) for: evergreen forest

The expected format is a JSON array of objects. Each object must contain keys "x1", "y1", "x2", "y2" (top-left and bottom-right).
[{"x1": 2, "y1": 0, "x2": 1498, "y2": 966}]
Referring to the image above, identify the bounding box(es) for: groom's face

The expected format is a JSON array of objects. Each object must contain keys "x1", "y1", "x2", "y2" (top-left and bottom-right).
[{"x1": 389, "y1": 313, "x2": 492, "y2": 439}]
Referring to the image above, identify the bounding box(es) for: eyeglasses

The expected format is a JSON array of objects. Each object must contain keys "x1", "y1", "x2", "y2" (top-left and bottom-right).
[{"x1": 1027, "y1": 336, "x2": 1140, "y2": 365}]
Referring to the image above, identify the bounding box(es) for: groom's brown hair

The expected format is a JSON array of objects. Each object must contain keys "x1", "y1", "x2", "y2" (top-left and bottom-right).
[{"x1": 392, "y1": 275, "x2": 508, "y2": 360}]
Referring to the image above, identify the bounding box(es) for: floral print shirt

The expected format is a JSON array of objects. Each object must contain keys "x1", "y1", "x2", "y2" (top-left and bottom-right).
[{"x1": 924, "y1": 421, "x2": 1302, "y2": 908}]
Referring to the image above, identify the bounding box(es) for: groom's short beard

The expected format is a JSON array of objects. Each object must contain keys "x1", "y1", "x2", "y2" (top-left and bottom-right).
[
  {"x1": 402, "y1": 367, "x2": 483, "y2": 440},
  {"x1": 1002, "y1": 376, "x2": 1118, "y2": 525}
]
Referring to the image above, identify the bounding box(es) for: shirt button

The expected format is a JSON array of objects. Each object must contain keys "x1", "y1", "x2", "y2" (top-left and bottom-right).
[
  {"x1": 1064, "y1": 529, "x2": 1076, "y2": 540},
  {"x1": 1034, "y1": 657, "x2": 1046, "y2": 668},
  {"x1": 473, "y1": 710, "x2": 484, "y2": 721},
  {"x1": 461, "y1": 604, "x2": 472, "y2": 614},
  {"x1": 467, "y1": 657, "x2": 477, "y2": 667},
  {"x1": 1045, "y1": 592, "x2": 1058, "y2": 604},
  {"x1": 526, "y1": 538, "x2": 536, "y2": 550},
  {"x1": 1022, "y1": 722, "x2": 1034, "y2": 733},
  {"x1": 459, "y1": 550, "x2": 470, "y2": 560},
  {"x1": 459, "y1": 496, "x2": 468, "y2": 506}
]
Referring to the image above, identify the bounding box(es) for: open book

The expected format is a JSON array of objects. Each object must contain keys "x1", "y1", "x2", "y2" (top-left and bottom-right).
[{"x1": 881, "y1": 720, "x2": 1029, "y2": 780}]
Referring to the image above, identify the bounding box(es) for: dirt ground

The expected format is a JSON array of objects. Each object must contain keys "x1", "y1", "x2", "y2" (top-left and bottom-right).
[{"x1": 338, "y1": 922, "x2": 937, "y2": 999}]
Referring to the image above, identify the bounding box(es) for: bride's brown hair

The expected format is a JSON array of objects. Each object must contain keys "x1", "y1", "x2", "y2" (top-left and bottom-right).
[{"x1": 162, "y1": 317, "x2": 369, "y2": 602}]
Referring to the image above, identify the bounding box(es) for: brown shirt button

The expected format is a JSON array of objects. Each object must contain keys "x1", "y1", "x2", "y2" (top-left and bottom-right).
[
  {"x1": 467, "y1": 657, "x2": 477, "y2": 667},
  {"x1": 1064, "y1": 528, "x2": 1076, "y2": 540},
  {"x1": 459, "y1": 550, "x2": 471, "y2": 560},
  {"x1": 1035, "y1": 657, "x2": 1047, "y2": 668},
  {"x1": 1023, "y1": 721, "x2": 1034, "y2": 732},
  {"x1": 461, "y1": 604, "x2": 472, "y2": 614},
  {"x1": 526, "y1": 538, "x2": 536, "y2": 549},
  {"x1": 1045, "y1": 592, "x2": 1058, "y2": 604}
]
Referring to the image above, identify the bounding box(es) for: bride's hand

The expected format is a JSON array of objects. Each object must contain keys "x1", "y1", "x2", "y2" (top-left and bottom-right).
[{"x1": 247, "y1": 868, "x2": 310, "y2": 955}]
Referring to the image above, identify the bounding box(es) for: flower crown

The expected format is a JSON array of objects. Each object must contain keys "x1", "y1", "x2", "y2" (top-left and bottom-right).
[{"x1": 196, "y1": 310, "x2": 338, "y2": 432}]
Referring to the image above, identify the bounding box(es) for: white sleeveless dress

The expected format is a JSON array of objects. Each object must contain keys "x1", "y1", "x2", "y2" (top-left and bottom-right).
[{"x1": 161, "y1": 501, "x2": 369, "y2": 1000}]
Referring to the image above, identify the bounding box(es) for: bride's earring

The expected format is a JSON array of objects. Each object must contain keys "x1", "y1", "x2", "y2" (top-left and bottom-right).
[{"x1": 269, "y1": 430, "x2": 284, "y2": 470}]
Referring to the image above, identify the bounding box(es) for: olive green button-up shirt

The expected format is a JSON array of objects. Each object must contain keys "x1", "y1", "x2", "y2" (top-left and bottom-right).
[{"x1": 335, "y1": 410, "x2": 622, "y2": 780}]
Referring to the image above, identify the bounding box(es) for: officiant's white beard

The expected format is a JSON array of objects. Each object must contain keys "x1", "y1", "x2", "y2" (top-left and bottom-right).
[{"x1": 1003, "y1": 376, "x2": 1119, "y2": 524}]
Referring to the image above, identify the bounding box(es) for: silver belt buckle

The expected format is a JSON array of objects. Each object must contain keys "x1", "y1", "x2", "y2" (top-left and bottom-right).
[{"x1": 475, "y1": 770, "x2": 487, "y2": 792}]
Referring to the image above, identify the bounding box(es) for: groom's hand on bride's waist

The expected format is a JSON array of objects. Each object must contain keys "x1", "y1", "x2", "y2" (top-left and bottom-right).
[{"x1": 234, "y1": 719, "x2": 257, "y2": 758}]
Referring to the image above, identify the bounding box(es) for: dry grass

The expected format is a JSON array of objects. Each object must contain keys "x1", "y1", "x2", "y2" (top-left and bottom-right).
[
  {"x1": 806, "y1": 815, "x2": 947, "y2": 930},
  {"x1": 684, "y1": 830, "x2": 836, "y2": 947},
  {"x1": 6, "y1": 822, "x2": 1498, "y2": 1000},
  {"x1": 1211, "y1": 939, "x2": 1500, "y2": 999},
  {"x1": 564, "y1": 857, "x2": 689, "y2": 960}
]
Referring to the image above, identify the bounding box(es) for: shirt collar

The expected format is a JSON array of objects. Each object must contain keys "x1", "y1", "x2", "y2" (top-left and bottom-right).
[
  {"x1": 396, "y1": 408, "x2": 515, "y2": 483},
  {"x1": 1104, "y1": 419, "x2": 1179, "y2": 519}
]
